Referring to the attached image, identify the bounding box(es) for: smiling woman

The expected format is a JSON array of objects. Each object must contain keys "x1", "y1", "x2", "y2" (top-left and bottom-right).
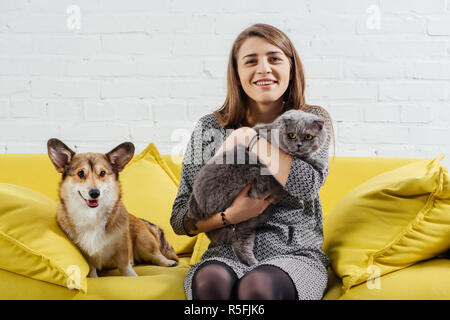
[{"x1": 171, "y1": 23, "x2": 334, "y2": 301}]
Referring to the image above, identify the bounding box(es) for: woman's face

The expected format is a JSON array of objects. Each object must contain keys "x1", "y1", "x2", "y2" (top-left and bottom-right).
[{"x1": 236, "y1": 37, "x2": 291, "y2": 107}]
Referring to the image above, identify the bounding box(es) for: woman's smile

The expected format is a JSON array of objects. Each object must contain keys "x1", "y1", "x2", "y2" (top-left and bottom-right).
[{"x1": 254, "y1": 78, "x2": 278, "y2": 88}]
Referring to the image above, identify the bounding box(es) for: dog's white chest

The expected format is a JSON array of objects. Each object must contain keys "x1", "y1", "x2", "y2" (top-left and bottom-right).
[
  {"x1": 78, "y1": 226, "x2": 108, "y2": 257},
  {"x1": 68, "y1": 206, "x2": 114, "y2": 257}
]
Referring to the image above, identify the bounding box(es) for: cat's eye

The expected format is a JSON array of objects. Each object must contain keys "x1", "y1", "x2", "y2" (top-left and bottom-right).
[
  {"x1": 77, "y1": 170, "x2": 85, "y2": 178},
  {"x1": 287, "y1": 133, "x2": 296, "y2": 139},
  {"x1": 304, "y1": 134, "x2": 313, "y2": 141},
  {"x1": 99, "y1": 170, "x2": 106, "y2": 178}
]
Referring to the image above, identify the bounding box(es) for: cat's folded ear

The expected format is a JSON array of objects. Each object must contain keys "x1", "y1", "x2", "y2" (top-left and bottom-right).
[{"x1": 313, "y1": 119, "x2": 325, "y2": 131}]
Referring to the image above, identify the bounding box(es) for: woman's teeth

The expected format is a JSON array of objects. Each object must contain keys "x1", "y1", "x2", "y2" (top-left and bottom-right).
[{"x1": 256, "y1": 80, "x2": 276, "y2": 86}]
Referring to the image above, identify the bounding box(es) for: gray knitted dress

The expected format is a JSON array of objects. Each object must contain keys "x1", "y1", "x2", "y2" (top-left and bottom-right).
[{"x1": 170, "y1": 109, "x2": 330, "y2": 300}]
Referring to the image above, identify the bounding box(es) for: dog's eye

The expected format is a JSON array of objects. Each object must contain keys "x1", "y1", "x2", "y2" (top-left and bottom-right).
[
  {"x1": 77, "y1": 170, "x2": 85, "y2": 178},
  {"x1": 304, "y1": 134, "x2": 313, "y2": 141},
  {"x1": 99, "y1": 170, "x2": 106, "y2": 178},
  {"x1": 288, "y1": 133, "x2": 296, "y2": 139}
]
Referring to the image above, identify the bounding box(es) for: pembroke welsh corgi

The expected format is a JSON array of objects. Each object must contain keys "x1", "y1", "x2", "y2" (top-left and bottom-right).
[{"x1": 47, "y1": 138, "x2": 178, "y2": 277}]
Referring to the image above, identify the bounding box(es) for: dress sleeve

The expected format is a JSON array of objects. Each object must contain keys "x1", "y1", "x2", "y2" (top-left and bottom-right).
[
  {"x1": 282, "y1": 105, "x2": 333, "y2": 201},
  {"x1": 170, "y1": 118, "x2": 206, "y2": 236},
  {"x1": 282, "y1": 141, "x2": 329, "y2": 201}
]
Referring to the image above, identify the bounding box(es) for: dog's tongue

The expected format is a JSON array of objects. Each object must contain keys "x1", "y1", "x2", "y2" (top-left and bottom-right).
[{"x1": 87, "y1": 200, "x2": 98, "y2": 208}]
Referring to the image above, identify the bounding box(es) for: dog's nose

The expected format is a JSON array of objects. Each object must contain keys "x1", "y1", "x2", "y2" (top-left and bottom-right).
[{"x1": 89, "y1": 188, "x2": 100, "y2": 199}]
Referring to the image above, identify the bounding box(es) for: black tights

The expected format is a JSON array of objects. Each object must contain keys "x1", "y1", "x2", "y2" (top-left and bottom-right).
[{"x1": 191, "y1": 261, "x2": 297, "y2": 300}]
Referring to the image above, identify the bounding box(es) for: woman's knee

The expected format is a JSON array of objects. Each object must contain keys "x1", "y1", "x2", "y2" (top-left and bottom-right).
[
  {"x1": 236, "y1": 269, "x2": 274, "y2": 300},
  {"x1": 237, "y1": 265, "x2": 296, "y2": 300},
  {"x1": 192, "y1": 261, "x2": 237, "y2": 300}
]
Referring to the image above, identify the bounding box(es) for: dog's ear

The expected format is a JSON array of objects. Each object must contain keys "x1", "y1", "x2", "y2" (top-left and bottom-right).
[
  {"x1": 106, "y1": 142, "x2": 135, "y2": 172},
  {"x1": 47, "y1": 138, "x2": 75, "y2": 173}
]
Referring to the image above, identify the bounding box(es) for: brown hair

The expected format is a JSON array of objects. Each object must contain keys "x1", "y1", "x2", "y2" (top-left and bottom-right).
[{"x1": 214, "y1": 23, "x2": 306, "y2": 129}]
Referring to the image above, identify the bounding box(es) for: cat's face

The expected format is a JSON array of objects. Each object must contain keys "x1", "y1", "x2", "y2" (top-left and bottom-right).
[{"x1": 257, "y1": 110, "x2": 327, "y2": 157}]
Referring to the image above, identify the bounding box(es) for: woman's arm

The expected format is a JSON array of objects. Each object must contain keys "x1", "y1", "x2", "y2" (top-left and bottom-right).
[
  {"x1": 216, "y1": 127, "x2": 293, "y2": 186},
  {"x1": 222, "y1": 126, "x2": 329, "y2": 201},
  {"x1": 170, "y1": 118, "x2": 205, "y2": 236},
  {"x1": 255, "y1": 135, "x2": 328, "y2": 200},
  {"x1": 171, "y1": 117, "x2": 272, "y2": 236},
  {"x1": 184, "y1": 182, "x2": 273, "y2": 235}
]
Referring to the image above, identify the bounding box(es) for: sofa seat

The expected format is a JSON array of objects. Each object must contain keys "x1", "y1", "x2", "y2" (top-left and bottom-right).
[
  {"x1": 324, "y1": 258, "x2": 450, "y2": 300},
  {"x1": 0, "y1": 152, "x2": 448, "y2": 300},
  {"x1": 0, "y1": 256, "x2": 191, "y2": 300}
]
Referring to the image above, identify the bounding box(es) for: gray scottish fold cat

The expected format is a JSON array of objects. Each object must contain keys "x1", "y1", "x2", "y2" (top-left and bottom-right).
[{"x1": 187, "y1": 109, "x2": 328, "y2": 266}]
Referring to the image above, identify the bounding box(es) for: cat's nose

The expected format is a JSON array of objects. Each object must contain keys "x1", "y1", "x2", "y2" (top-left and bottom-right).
[{"x1": 297, "y1": 143, "x2": 302, "y2": 149}]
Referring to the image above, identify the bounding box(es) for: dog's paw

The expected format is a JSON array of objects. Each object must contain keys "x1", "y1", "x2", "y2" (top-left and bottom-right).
[
  {"x1": 167, "y1": 259, "x2": 178, "y2": 267},
  {"x1": 87, "y1": 269, "x2": 98, "y2": 278}
]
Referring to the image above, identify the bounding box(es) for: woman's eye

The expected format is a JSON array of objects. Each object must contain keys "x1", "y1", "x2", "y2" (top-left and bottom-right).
[
  {"x1": 245, "y1": 59, "x2": 256, "y2": 64},
  {"x1": 77, "y1": 170, "x2": 85, "y2": 178},
  {"x1": 288, "y1": 133, "x2": 296, "y2": 139},
  {"x1": 304, "y1": 134, "x2": 313, "y2": 141},
  {"x1": 100, "y1": 171, "x2": 106, "y2": 177},
  {"x1": 271, "y1": 57, "x2": 281, "y2": 62}
]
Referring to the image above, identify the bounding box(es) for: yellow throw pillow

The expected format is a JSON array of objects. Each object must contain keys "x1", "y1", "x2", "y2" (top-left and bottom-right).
[
  {"x1": 160, "y1": 154, "x2": 184, "y2": 182},
  {"x1": 0, "y1": 154, "x2": 60, "y2": 201},
  {"x1": 120, "y1": 143, "x2": 197, "y2": 255},
  {"x1": 0, "y1": 183, "x2": 89, "y2": 292},
  {"x1": 323, "y1": 155, "x2": 450, "y2": 292}
]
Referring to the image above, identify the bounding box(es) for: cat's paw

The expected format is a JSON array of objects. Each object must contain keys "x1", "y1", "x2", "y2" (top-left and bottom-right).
[{"x1": 241, "y1": 256, "x2": 258, "y2": 267}]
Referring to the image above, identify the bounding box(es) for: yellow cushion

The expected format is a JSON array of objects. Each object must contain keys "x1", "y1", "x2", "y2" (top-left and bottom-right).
[
  {"x1": 325, "y1": 258, "x2": 450, "y2": 300},
  {"x1": 323, "y1": 155, "x2": 450, "y2": 292},
  {"x1": 0, "y1": 183, "x2": 89, "y2": 292},
  {"x1": 161, "y1": 154, "x2": 184, "y2": 182},
  {"x1": 320, "y1": 157, "x2": 421, "y2": 218},
  {"x1": 0, "y1": 154, "x2": 60, "y2": 201},
  {"x1": 120, "y1": 143, "x2": 197, "y2": 255}
]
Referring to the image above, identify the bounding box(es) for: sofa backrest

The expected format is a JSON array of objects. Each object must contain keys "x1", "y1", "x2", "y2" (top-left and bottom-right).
[
  {"x1": 0, "y1": 154, "x2": 422, "y2": 216},
  {"x1": 320, "y1": 157, "x2": 421, "y2": 217}
]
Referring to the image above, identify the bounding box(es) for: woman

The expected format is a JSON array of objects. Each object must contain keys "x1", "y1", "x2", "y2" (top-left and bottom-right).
[{"x1": 170, "y1": 23, "x2": 333, "y2": 300}]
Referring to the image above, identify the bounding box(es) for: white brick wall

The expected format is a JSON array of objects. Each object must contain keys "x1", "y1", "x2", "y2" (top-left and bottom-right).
[{"x1": 0, "y1": 0, "x2": 449, "y2": 168}]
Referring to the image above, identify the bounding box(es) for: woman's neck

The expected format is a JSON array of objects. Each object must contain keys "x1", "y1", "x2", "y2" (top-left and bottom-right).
[{"x1": 245, "y1": 98, "x2": 284, "y2": 127}]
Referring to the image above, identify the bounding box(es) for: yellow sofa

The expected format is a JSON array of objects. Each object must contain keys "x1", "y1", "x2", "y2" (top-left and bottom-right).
[{"x1": 0, "y1": 150, "x2": 448, "y2": 300}]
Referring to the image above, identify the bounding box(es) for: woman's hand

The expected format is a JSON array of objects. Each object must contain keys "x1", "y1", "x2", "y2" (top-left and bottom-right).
[
  {"x1": 214, "y1": 127, "x2": 257, "y2": 157},
  {"x1": 224, "y1": 182, "x2": 273, "y2": 225}
]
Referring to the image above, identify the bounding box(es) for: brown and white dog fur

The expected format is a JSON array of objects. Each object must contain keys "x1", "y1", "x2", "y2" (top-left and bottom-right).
[{"x1": 47, "y1": 138, "x2": 178, "y2": 277}]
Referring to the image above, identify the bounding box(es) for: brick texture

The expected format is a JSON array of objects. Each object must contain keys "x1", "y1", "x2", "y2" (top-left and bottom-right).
[{"x1": 0, "y1": 0, "x2": 448, "y2": 168}]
